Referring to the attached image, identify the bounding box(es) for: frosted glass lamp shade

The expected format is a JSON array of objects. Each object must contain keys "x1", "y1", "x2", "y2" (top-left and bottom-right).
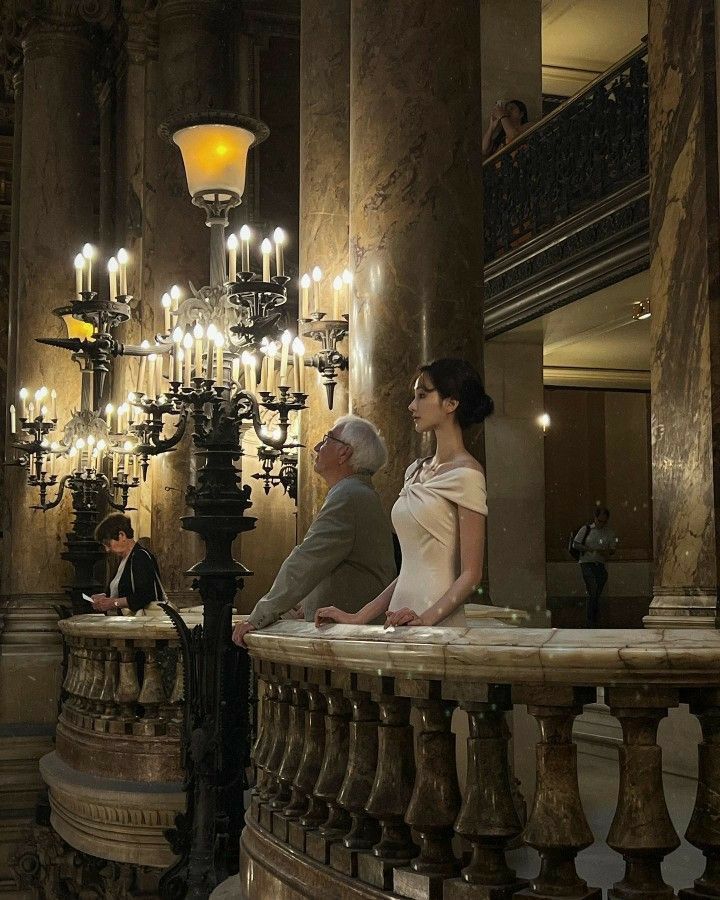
[
  {"x1": 173, "y1": 124, "x2": 255, "y2": 199},
  {"x1": 62, "y1": 314, "x2": 94, "y2": 340}
]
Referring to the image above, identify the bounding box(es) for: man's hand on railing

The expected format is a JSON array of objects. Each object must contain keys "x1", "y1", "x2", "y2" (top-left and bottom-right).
[{"x1": 232, "y1": 621, "x2": 256, "y2": 648}]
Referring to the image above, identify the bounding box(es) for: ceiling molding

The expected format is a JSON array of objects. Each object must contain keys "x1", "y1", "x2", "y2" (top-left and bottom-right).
[{"x1": 544, "y1": 366, "x2": 650, "y2": 390}]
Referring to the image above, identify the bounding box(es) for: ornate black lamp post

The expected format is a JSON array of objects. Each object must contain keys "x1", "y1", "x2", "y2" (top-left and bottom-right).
[{"x1": 123, "y1": 111, "x2": 308, "y2": 899}]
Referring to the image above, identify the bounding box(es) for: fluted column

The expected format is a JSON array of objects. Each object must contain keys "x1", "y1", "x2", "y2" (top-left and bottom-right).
[
  {"x1": 349, "y1": 0, "x2": 484, "y2": 508},
  {"x1": 297, "y1": 0, "x2": 350, "y2": 536},
  {"x1": 645, "y1": 0, "x2": 720, "y2": 626}
]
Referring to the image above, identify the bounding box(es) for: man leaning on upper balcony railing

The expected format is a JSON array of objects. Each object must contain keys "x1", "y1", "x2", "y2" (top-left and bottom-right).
[{"x1": 231, "y1": 415, "x2": 397, "y2": 647}]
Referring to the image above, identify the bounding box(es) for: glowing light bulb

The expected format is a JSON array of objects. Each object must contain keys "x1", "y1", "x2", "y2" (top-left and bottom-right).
[
  {"x1": 193, "y1": 322, "x2": 204, "y2": 340},
  {"x1": 312, "y1": 266, "x2": 322, "y2": 282},
  {"x1": 300, "y1": 273, "x2": 311, "y2": 289},
  {"x1": 107, "y1": 257, "x2": 118, "y2": 274},
  {"x1": 172, "y1": 326, "x2": 183, "y2": 343},
  {"x1": 227, "y1": 233, "x2": 238, "y2": 251}
]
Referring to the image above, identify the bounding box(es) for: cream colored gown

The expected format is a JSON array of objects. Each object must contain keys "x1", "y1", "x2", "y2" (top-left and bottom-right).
[{"x1": 388, "y1": 459, "x2": 488, "y2": 626}]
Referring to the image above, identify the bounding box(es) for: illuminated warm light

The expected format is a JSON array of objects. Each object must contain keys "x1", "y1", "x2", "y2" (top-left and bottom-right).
[
  {"x1": 61, "y1": 313, "x2": 94, "y2": 341},
  {"x1": 182, "y1": 333, "x2": 193, "y2": 350},
  {"x1": 281, "y1": 330, "x2": 292, "y2": 347},
  {"x1": 292, "y1": 337, "x2": 305, "y2": 355},
  {"x1": 239, "y1": 224, "x2": 251, "y2": 242},
  {"x1": 172, "y1": 326, "x2": 183, "y2": 344},
  {"x1": 227, "y1": 233, "x2": 238, "y2": 251},
  {"x1": 117, "y1": 248, "x2": 129, "y2": 266},
  {"x1": 300, "y1": 273, "x2": 311, "y2": 290},
  {"x1": 207, "y1": 323, "x2": 218, "y2": 342},
  {"x1": 538, "y1": 413, "x2": 551, "y2": 433},
  {"x1": 312, "y1": 266, "x2": 322, "y2": 282},
  {"x1": 82, "y1": 243, "x2": 94, "y2": 260},
  {"x1": 172, "y1": 124, "x2": 255, "y2": 198},
  {"x1": 273, "y1": 227, "x2": 285, "y2": 245},
  {"x1": 161, "y1": 292, "x2": 172, "y2": 310},
  {"x1": 74, "y1": 253, "x2": 84, "y2": 271},
  {"x1": 170, "y1": 284, "x2": 182, "y2": 301},
  {"x1": 193, "y1": 322, "x2": 204, "y2": 340},
  {"x1": 107, "y1": 257, "x2": 118, "y2": 274},
  {"x1": 342, "y1": 268, "x2": 353, "y2": 284}
]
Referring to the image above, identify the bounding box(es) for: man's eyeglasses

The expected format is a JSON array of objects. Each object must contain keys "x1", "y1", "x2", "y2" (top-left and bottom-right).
[{"x1": 321, "y1": 432, "x2": 350, "y2": 448}]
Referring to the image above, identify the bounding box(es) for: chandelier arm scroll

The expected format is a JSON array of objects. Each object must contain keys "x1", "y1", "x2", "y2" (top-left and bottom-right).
[{"x1": 30, "y1": 473, "x2": 70, "y2": 511}]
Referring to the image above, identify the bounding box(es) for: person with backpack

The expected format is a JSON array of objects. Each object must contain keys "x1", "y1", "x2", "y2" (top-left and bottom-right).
[{"x1": 571, "y1": 506, "x2": 618, "y2": 628}]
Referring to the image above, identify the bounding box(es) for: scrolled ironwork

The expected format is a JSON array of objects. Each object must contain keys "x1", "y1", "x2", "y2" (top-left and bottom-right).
[{"x1": 483, "y1": 42, "x2": 648, "y2": 266}]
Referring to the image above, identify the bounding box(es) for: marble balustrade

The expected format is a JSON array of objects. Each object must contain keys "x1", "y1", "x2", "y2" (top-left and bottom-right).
[
  {"x1": 39, "y1": 612, "x2": 205, "y2": 867},
  {"x1": 241, "y1": 621, "x2": 720, "y2": 900}
]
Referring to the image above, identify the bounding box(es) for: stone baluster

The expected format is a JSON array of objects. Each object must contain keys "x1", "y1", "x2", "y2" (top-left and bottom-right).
[
  {"x1": 358, "y1": 677, "x2": 417, "y2": 892},
  {"x1": 680, "y1": 688, "x2": 720, "y2": 899},
  {"x1": 288, "y1": 674, "x2": 328, "y2": 853},
  {"x1": 167, "y1": 650, "x2": 184, "y2": 737},
  {"x1": 135, "y1": 645, "x2": 167, "y2": 735},
  {"x1": 393, "y1": 680, "x2": 461, "y2": 899},
  {"x1": 271, "y1": 672, "x2": 308, "y2": 843},
  {"x1": 98, "y1": 647, "x2": 119, "y2": 722},
  {"x1": 63, "y1": 640, "x2": 78, "y2": 695},
  {"x1": 87, "y1": 647, "x2": 106, "y2": 718},
  {"x1": 113, "y1": 645, "x2": 141, "y2": 733},
  {"x1": 259, "y1": 672, "x2": 291, "y2": 832},
  {"x1": 64, "y1": 642, "x2": 83, "y2": 706},
  {"x1": 331, "y1": 679, "x2": 380, "y2": 877},
  {"x1": 73, "y1": 645, "x2": 93, "y2": 713},
  {"x1": 514, "y1": 686, "x2": 600, "y2": 900},
  {"x1": 253, "y1": 676, "x2": 279, "y2": 810},
  {"x1": 444, "y1": 684, "x2": 527, "y2": 899},
  {"x1": 306, "y1": 679, "x2": 352, "y2": 864},
  {"x1": 607, "y1": 687, "x2": 680, "y2": 899}
]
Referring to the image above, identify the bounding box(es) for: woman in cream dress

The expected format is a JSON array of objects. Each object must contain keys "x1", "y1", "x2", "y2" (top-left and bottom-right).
[{"x1": 316, "y1": 358, "x2": 493, "y2": 628}]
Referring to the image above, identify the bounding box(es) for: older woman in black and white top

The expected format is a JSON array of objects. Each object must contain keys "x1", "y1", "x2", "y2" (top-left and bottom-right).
[{"x1": 90, "y1": 513, "x2": 166, "y2": 614}]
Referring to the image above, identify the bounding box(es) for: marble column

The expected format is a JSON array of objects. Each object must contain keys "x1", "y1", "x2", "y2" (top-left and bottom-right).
[
  {"x1": 2, "y1": 11, "x2": 95, "y2": 599},
  {"x1": 645, "y1": 0, "x2": 720, "y2": 627},
  {"x1": 484, "y1": 340, "x2": 548, "y2": 623},
  {"x1": 479, "y1": 0, "x2": 542, "y2": 129},
  {"x1": 297, "y1": 0, "x2": 350, "y2": 536},
  {"x1": 148, "y1": 0, "x2": 236, "y2": 597},
  {"x1": 349, "y1": 0, "x2": 485, "y2": 510}
]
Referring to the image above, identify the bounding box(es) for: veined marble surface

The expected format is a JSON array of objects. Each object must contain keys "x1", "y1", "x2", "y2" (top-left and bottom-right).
[{"x1": 245, "y1": 620, "x2": 720, "y2": 685}]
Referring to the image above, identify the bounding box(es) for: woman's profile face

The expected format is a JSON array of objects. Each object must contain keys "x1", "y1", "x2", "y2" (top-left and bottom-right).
[
  {"x1": 408, "y1": 376, "x2": 445, "y2": 432},
  {"x1": 506, "y1": 102, "x2": 524, "y2": 125}
]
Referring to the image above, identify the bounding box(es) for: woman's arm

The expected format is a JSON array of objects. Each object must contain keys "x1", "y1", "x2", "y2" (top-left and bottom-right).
[
  {"x1": 315, "y1": 577, "x2": 399, "y2": 626},
  {"x1": 482, "y1": 105, "x2": 505, "y2": 156},
  {"x1": 388, "y1": 508, "x2": 485, "y2": 627},
  {"x1": 126, "y1": 550, "x2": 160, "y2": 611}
]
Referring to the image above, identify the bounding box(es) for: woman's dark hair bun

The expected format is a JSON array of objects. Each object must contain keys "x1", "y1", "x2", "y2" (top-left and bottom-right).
[{"x1": 417, "y1": 357, "x2": 494, "y2": 429}]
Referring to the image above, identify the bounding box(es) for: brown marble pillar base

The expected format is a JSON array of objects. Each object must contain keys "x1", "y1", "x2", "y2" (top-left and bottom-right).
[
  {"x1": 305, "y1": 828, "x2": 341, "y2": 864},
  {"x1": 272, "y1": 810, "x2": 293, "y2": 843},
  {"x1": 330, "y1": 841, "x2": 359, "y2": 877},
  {"x1": 678, "y1": 887, "x2": 720, "y2": 899},
  {"x1": 516, "y1": 888, "x2": 601, "y2": 900},
  {"x1": 394, "y1": 866, "x2": 447, "y2": 900},
  {"x1": 444, "y1": 876, "x2": 528, "y2": 900},
  {"x1": 358, "y1": 851, "x2": 410, "y2": 891},
  {"x1": 250, "y1": 793, "x2": 261, "y2": 822},
  {"x1": 287, "y1": 820, "x2": 313, "y2": 853},
  {"x1": 644, "y1": 591, "x2": 716, "y2": 628},
  {"x1": 259, "y1": 803, "x2": 273, "y2": 832}
]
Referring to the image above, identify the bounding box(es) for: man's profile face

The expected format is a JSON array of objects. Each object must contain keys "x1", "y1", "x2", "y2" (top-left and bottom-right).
[{"x1": 312, "y1": 428, "x2": 347, "y2": 478}]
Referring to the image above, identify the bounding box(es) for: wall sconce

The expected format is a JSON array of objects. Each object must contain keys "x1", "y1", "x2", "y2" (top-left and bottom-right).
[
  {"x1": 538, "y1": 412, "x2": 551, "y2": 434},
  {"x1": 632, "y1": 299, "x2": 651, "y2": 321}
]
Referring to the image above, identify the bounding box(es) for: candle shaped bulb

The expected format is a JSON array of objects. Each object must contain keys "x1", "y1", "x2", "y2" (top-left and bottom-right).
[
  {"x1": 147, "y1": 353, "x2": 157, "y2": 398},
  {"x1": 312, "y1": 266, "x2": 322, "y2": 313},
  {"x1": 300, "y1": 273, "x2": 311, "y2": 318},
  {"x1": 176, "y1": 347, "x2": 184, "y2": 383},
  {"x1": 86, "y1": 434, "x2": 95, "y2": 448},
  {"x1": 105, "y1": 403, "x2": 114, "y2": 432},
  {"x1": 82, "y1": 243, "x2": 94, "y2": 292},
  {"x1": 117, "y1": 403, "x2": 127, "y2": 432},
  {"x1": 182, "y1": 332, "x2": 193, "y2": 386},
  {"x1": 206, "y1": 323, "x2": 217, "y2": 343},
  {"x1": 247, "y1": 353, "x2": 258, "y2": 393},
  {"x1": 161, "y1": 292, "x2": 172, "y2": 333},
  {"x1": 50, "y1": 388, "x2": 57, "y2": 420},
  {"x1": 342, "y1": 268, "x2": 353, "y2": 314},
  {"x1": 75, "y1": 437, "x2": 85, "y2": 450},
  {"x1": 19, "y1": 387, "x2": 28, "y2": 419},
  {"x1": 27, "y1": 402, "x2": 34, "y2": 420},
  {"x1": 74, "y1": 253, "x2": 84, "y2": 296},
  {"x1": 138, "y1": 339, "x2": 150, "y2": 395},
  {"x1": 37, "y1": 385, "x2": 48, "y2": 403},
  {"x1": 215, "y1": 333, "x2": 225, "y2": 384},
  {"x1": 9, "y1": 403, "x2": 16, "y2": 434},
  {"x1": 273, "y1": 227, "x2": 285, "y2": 276},
  {"x1": 227, "y1": 233, "x2": 238, "y2": 282},
  {"x1": 117, "y1": 247, "x2": 129, "y2": 295},
  {"x1": 265, "y1": 341, "x2": 278, "y2": 396},
  {"x1": 241, "y1": 350, "x2": 251, "y2": 389},
  {"x1": 170, "y1": 283, "x2": 181, "y2": 311},
  {"x1": 123, "y1": 440, "x2": 132, "y2": 473},
  {"x1": 292, "y1": 337, "x2": 305, "y2": 393},
  {"x1": 172, "y1": 326, "x2": 183, "y2": 382},
  {"x1": 332, "y1": 275, "x2": 343, "y2": 319},
  {"x1": 279, "y1": 329, "x2": 292, "y2": 384},
  {"x1": 40, "y1": 405, "x2": 48, "y2": 419},
  {"x1": 239, "y1": 224, "x2": 251, "y2": 272},
  {"x1": 261, "y1": 238, "x2": 272, "y2": 281},
  {"x1": 172, "y1": 325, "x2": 183, "y2": 344},
  {"x1": 193, "y1": 322, "x2": 204, "y2": 377},
  {"x1": 107, "y1": 256, "x2": 118, "y2": 301},
  {"x1": 231, "y1": 356, "x2": 240, "y2": 385}
]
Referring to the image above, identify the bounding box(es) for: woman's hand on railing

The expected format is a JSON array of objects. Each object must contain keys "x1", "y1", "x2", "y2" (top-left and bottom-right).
[
  {"x1": 384, "y1": 606, "x2": 423, "y2": 627},
  {"x1": 314, "y1": 606, "x2": 358, "y2": 626}
]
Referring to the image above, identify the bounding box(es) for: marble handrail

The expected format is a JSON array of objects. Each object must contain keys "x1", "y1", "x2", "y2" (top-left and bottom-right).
[
  {"x1": 244, "y1": 621, "x2": 720, "y2": 685},
  {"x1": 240, "y1": 622, "x2": 720, "y2": 899}
]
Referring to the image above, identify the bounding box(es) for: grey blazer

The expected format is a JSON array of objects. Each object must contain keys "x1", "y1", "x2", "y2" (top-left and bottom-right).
[{"x1": 248, "y1": 473, "x2": 397, "y2": 629}]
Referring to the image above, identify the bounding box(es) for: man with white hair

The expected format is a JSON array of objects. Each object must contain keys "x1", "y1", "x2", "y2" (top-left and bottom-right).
[{"x1": 232, "y1": 414, "x2": 396, "y2": 645}]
